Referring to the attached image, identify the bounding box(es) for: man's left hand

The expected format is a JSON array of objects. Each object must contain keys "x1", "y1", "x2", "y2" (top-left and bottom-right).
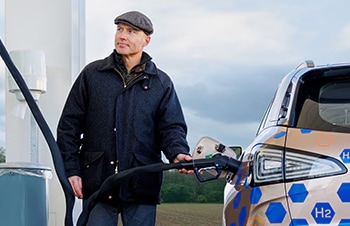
[{"x1": 173, "y1": 154, "x2": 194, "y2": 174}]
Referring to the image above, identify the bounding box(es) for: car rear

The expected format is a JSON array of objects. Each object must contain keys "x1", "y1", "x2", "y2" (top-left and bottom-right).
[{"x1": 223, "y1": 62, "x2": 350, "y2": 225}]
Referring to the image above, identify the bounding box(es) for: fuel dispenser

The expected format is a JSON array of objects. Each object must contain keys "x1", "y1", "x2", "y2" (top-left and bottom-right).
[{"x1": 0, "y1": 49, "x2": 52, "y2": 226}]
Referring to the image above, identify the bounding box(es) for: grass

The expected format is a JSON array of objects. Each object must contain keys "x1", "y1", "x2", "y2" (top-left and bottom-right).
[
  {"x1": 117, "y1": 203, "x2": 223, "y2": 226},
  {"x1": 156, "y1": 203, "x2": 223, "y2": 226}
]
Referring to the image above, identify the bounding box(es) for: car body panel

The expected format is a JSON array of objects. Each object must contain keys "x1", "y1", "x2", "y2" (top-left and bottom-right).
[{"x1": 285, "y1": 128, "x2": 350, "y2": 225}]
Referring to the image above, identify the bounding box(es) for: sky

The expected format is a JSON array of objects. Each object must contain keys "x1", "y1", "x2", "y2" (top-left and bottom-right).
[
  {"x1": 85, "y1": 0, "x2": 350, "y2": 151},
  {"x1": 1, "y1": 1, "x2": 350, "y2": 152}
]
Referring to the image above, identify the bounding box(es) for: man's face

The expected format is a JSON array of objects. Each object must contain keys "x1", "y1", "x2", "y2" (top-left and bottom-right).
[{"x1": 114, "y1": 23, "x2": 150, "y2": 57}]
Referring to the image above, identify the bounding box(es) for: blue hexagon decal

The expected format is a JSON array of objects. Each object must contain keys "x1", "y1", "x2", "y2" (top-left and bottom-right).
[
  {"x1": 233, "y1": 191, "x2": 241, "y2": 209},
  {"x1": 274, "y1": 131, "x2": 287, "y2": 139},
  {"x1": 238, "y1": 206, "x2": 247, "y2": 226},
  {"x1": 300, "y1": 128, "x2": 312, "y2": 134},
  {"x1": 311, "y1": 202, "x2": 335, "y2": 224},
  {"x1": 250, "y1": 187, "x2": 262, "y2": 204},
  {"x1": 337, "y1": 183, "x2": 350, "y2": 202},
  {"x1": 265, "y1": 202, "x2": 286, "y2": 224},
  {"x1": 339, "y1": 219, "x2": 350, "y2": 225},
  {"x1": 339, "y1": 148, "x2": 350, "y2": 164},
  {"x1": 288, "y1": 183, "x2": 309, "y2": 203},
  {"x1": 289, "y1": 218, "x2": 309, "y2": 226}
]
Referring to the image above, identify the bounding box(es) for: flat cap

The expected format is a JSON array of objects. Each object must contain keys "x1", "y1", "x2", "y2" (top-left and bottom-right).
[{"x1": 114, "y1": 11, "x2": 153, "y2": 35}]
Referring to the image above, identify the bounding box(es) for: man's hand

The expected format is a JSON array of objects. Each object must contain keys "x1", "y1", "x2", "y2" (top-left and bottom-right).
[
  {"x1": 68, "y1": 175, "x2": 83, "y2": 199},
  {"x1": 173, "y1": 154, "x2": 194, "y2": 174}
]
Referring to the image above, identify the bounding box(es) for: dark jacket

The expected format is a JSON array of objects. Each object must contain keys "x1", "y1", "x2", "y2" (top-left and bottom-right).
[{"x1": 57, "y1": 51, "x2": 190, "y2": 205}]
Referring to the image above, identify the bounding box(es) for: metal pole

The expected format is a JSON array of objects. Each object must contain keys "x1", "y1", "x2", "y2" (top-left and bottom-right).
[{"x1": 30, "y1": 110, "x2": 39, "y2": 163}]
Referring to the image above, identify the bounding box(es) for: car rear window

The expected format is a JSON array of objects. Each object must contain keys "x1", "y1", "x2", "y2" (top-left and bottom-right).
[{"x1": 295, "y1": 67, "x2": 350, "y2": 133}]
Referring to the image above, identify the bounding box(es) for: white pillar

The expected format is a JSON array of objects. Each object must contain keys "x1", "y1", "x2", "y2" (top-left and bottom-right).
[
  {"x1": 0, "y1": 0, "x2": 5, "y2": 153},
  {"x1": 4, "y1": 0, "x2": 85, "y2": 225}
]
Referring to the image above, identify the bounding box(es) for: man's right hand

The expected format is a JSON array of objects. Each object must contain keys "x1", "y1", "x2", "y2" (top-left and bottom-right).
[{"x1": 68, "y1": 175, "x2": 83, "y2": 199}]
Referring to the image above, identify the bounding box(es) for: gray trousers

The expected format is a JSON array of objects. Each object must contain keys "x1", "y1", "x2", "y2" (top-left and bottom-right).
[{"x1": 85, "y1": 202, "x2": 156, "y2": 226}]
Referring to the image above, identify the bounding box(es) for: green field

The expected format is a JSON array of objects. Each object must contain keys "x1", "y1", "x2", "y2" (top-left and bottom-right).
[{"x1": 156, "y1": 203, "x2": 223, "y2": 226}]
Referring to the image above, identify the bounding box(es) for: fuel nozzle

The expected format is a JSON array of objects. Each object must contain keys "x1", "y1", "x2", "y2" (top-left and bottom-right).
[
  {"x1": 176, "y1": 153, "x2": 241, "y2": 182},
  {"x1": 176, "y1": 135, "x2": 242, "y2": 182}
]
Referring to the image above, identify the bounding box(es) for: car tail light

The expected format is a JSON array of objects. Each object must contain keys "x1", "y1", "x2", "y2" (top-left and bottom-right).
[{"x1": 253, "y1": 147, "x2": 347, "y2": 186}]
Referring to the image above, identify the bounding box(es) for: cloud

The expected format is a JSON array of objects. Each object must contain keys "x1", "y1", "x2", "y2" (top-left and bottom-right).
[
  {"x1": 332, "y1": 24, "x2": 350, "y2": 52},
  {"x1": 85, "y1": 0, "x2": 350, "y2": 150},
  {"x1": 165, "y1": 14, "x2": 286, "y2": 50},
  {"x1": 171, "y1": 64, "x2": 288, "y2": 150},
  {"x1": 184, "y1": 107, "x2": 260, "y2": 149},
  {"x1": 151, "y1": 10, "x2": 295, "y2": 67}
]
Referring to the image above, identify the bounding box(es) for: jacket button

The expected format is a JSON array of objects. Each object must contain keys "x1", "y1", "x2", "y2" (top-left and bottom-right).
[
  {"x1": 86, "y1": 165, "x2": 90, "y2": 168},
  {"x1": 108, "y1": 195, "x2": 112, "y2": 200},
  {"x1": 110, "y1": 161, "x2": 114, "y2": 165},
  {"x1": 113, "y1": 128, "x2": 116, "y2": 132}
]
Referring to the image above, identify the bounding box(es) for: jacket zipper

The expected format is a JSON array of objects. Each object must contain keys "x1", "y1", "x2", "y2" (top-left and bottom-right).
[
  {"x1": 114, "y1": 68, "x2": 144, "y2": 88},
  {"x1": 114, "y1": 68, "x2": 127, "y2": 88}
]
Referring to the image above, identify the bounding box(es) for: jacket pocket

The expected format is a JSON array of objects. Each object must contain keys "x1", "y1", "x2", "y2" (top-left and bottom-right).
[
  {"x1": 126, "y1": 153, "x2": 163, "y2": 202},
  {"x1": 80, "y1": 149, "x2": 105, "y2": 198},
  {"x1": 80, "y1": 149, "x2": 105, "y2": 166}
]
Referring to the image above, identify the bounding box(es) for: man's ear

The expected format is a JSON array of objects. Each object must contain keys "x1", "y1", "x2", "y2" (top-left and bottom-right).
[{"x1": 143, "y1": 35, "x2": 151, "y2": 47}]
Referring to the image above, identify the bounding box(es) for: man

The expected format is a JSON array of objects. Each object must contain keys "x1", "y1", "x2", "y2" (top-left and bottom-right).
[{"x1": 57, "y1": 11, "x2": 192, "y2": 226}]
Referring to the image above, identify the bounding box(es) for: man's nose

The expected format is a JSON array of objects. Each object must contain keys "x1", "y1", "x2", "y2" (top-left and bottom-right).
[{"x1": 118, "y1": 32, "x2": 126, "y2": 39}]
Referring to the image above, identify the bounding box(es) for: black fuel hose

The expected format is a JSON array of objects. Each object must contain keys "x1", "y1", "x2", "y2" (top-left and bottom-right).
[
  {"x1": 0, "y1": 39, "x2": 75, "y2": 226},
  {"x1": 77, "y1": 162, "x2": 177, "y2": 225},
  {"x1": 77, "y1": 155, "x2": 240, "y2": 225}
]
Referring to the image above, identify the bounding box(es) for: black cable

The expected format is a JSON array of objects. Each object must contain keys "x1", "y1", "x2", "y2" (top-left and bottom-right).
[{"x1": 0, "y1": 39, "x2": 75, "y2": 226}]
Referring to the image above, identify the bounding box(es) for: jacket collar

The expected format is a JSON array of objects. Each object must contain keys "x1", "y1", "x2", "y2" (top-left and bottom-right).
[{"x1": 98, "y1": 50, "x2": 158, "y2": 76}]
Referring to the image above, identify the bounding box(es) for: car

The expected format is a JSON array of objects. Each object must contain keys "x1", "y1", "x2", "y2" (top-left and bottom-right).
[{"x1": 222, "y1": 60, "x2": 350, "y2": 226}]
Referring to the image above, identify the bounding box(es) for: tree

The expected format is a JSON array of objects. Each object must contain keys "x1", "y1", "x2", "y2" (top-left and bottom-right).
[{"x1": 161, "y1": 171, "x2": 226, "y2": 203}]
